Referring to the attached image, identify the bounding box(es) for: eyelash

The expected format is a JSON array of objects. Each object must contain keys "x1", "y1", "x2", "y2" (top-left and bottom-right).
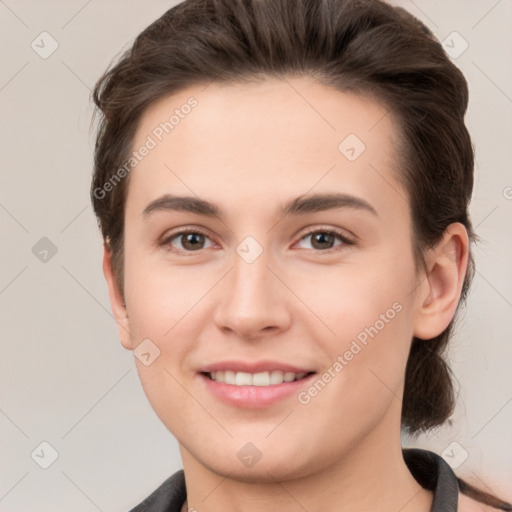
[{"x1": 159, "y1": 227, "x2": 354, "y2": 254}]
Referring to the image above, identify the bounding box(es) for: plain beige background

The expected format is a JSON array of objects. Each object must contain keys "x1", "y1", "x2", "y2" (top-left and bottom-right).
[{"x1": 1, "y1": 0, "x2": 511, "y2": 510}]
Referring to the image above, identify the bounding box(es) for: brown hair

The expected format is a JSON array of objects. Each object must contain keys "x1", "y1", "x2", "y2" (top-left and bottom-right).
[{"x1": 91, "y1": 0, "x2": 510, "y2": 507}]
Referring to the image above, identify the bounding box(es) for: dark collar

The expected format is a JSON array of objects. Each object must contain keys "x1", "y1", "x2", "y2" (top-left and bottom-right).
[
  {"x1": 403, "y1": 448, "x2": 459, "y2": 511},
  {"x1": 129, "y1": 448, "x2": 459, "y2": 512}
]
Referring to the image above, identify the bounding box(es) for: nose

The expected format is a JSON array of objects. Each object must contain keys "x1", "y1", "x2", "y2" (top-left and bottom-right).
[{"x1": 213, "y1": 249, "x2": 292, "y2": 340}]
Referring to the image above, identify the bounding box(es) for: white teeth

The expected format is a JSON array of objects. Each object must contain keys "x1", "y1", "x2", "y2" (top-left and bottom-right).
[
  {"x1": 235, "y1": 372, "x2": 253, "y2": 386},
  {"x1": 208, "y1": 370, "x2": 309, "y2": 386},
  {"x1": 283, "y1": 372, "x2": 296, "y2": 382},
  {"x1": 252, "y1": 372, "x2": 270, "y2": 386},
  {"x1": 269, "y1": 370, "x2": 284, "y2": 385}
]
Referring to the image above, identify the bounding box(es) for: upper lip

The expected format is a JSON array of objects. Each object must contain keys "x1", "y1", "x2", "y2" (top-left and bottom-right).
[{"x1": 199, "y1": 360, "x2": 315, "y2": 374}]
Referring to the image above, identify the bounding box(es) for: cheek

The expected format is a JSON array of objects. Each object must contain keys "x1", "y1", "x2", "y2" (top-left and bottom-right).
[
  {"x1": 123, "y1": 248, "x2": 215, "y2": 340},
  {"x1": 122, "y1": 255, "x2": 209, "y2": 437},
  {"x1": 289, "y1": 249, "x2": 416, "y2": 344},
  {"x1": 121, "y1": 249, "x2": 218, "y2": 412},
  {"x1": 292, "y1": 299, "x2": 414, "y2": 462},
  {"x1": 294, "y1": 252, "x2": 417, "y2": 400}
]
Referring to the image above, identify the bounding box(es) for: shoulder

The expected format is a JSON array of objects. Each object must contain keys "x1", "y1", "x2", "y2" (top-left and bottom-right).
[
  {"x1": 129, "y1": 470, "x2": 186, "y2": 512},
  {"x1": 403, "y1": 449, "x2": 511, "y2": 512}
]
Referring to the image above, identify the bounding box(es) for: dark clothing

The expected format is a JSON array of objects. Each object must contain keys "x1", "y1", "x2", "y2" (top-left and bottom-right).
[{"x1": 129, "y1": 448, "x2": 458, "y2": 512}]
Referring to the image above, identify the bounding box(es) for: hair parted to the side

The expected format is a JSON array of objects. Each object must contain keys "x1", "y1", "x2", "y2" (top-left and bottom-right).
[{"x1": 90, "y1": 1, "x2": 510, "y2": 508}]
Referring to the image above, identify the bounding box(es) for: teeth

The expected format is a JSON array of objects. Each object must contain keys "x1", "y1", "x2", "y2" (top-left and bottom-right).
[
  {"x1": 235, "y1": 372, "x2": 252, "y2": 386},
  {"x1": 209, "y1": 370, "x2": 307, "y2": 386}
]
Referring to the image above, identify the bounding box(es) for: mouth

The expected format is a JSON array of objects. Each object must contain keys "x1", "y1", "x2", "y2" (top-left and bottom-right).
[{"x1": 197, "y1": 362, "x2": 317, "y2": 408}]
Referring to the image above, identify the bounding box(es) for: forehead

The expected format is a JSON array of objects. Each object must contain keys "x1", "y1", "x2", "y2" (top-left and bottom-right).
[{"x1": 126, "y1": 77, "x2": 405, "y2": 216}]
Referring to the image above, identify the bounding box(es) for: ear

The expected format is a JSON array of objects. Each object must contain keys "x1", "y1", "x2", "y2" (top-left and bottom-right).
[
  {"x1": 103, "y1": 244, "x2": 133, "y2": 350},
  {"x1": 413, "y1": 223, "x2": 470, "y2": 340}
]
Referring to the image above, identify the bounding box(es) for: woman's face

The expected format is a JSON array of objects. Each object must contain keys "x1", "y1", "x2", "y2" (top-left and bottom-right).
[{"x1": 112, "y1": 77, "x2": 429, "y2": 480}]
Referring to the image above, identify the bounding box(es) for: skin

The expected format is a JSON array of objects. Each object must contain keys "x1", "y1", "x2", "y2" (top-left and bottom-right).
[{"x1": 103, "y1": 77, "x2": 469, "y2": 512}]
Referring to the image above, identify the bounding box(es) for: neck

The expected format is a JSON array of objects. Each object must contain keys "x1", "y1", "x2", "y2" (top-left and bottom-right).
[{"x1": 179, "y1": 410, "x2": 433, "y2": 512}]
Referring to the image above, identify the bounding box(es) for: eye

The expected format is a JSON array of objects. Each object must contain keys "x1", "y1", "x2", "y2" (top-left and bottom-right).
[
  {"x1": 295, "y1": 229, "x2": 352, "y2": 251},
  {"x1": 164, "y1": 230, "x2": 215, "y2": 252}
]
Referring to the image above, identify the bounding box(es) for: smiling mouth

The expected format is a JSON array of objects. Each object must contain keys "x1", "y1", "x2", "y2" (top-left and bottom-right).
[{"x1": 202, "y1": 370, "x2": 316, "y2": 387}]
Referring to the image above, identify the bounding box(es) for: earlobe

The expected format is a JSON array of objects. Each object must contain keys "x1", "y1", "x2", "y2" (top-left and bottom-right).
[
  {"x1": 413, "y1": 223, "x2": 469, "y2": 340},
  {"x1": 102, "y1": 245, "x2": 133, "y2": 350}
]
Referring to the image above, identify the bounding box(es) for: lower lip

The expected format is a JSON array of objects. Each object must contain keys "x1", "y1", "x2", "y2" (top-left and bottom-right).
[{"x1": 199, "y1": 373, "x2": 316, "y2": 408}]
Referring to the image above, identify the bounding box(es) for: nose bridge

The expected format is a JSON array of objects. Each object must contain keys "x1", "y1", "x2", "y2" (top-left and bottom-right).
[
  {"x1": 231, "y1": 248, "x2": 271, "y2": 301},
  {"x1": 213, "y1": 241, "x2": 290, "y2": 336},
  {"x1": 230, "y1": 242, "x2": 277, "y2": 313}
]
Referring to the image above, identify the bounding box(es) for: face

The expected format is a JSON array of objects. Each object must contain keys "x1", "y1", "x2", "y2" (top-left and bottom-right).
[{"x1": 109, "y1": 77, "x2": 430, "y2": 481}]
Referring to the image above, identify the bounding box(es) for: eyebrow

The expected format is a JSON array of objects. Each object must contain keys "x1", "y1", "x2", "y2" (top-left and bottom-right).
[
  {"x1": 280, "y1": 193, "x2": 377, "y2": 217},
  {"x1": 142, "y1": 192, "x2": 377, "y2": 219}
]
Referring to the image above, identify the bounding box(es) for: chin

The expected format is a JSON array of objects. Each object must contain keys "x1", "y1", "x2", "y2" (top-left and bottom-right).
[{"x1": 206, "y1": 457, "x2": 312, "y2": 484}]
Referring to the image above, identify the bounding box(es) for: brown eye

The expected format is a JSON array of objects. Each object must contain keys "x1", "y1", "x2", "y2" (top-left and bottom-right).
[
  {"x1": 181, "y1": 233, "x2": 205, "y2": 250},
  {"x1": 296, "y1": 230, "x2": 350, "y2": 251},
  {"x1": 167, "y1": 231, "x2": 214, "y2": 251},
  {"x1": 311, "y1": 232, "x2": 336, "y2": 249}
]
